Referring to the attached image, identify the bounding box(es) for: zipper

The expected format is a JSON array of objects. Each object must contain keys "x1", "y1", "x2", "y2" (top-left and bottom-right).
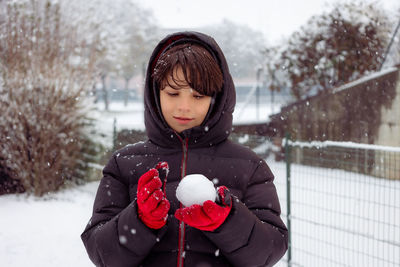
[{"x1": 177, "y1": 135, "x2": 188, "y2": 267}]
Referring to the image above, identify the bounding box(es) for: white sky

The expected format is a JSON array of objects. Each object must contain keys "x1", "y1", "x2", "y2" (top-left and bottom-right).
[{"x1": 136, "y1": 0, "x2": 400, "y2": 45}]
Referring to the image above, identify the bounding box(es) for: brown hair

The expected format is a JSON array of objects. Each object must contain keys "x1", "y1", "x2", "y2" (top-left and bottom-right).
[{"x1": 152, "y1": 43, "x2": 223, "y2": 96}]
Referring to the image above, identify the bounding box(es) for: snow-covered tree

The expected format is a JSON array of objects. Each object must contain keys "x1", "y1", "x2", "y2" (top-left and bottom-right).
[
  {"x1": 0, "y1": 0, "x2": 103, "y2": 196},
  {"x1": 113, "y1": 1, "x2": 159, "y2": 106},
  {"x1": 92, "y1": 0, "x2": 159, "y2": 109},
  {"x1": 202, "y1": 19, "x2": 267, "y2": 79},
  {"x1": 262, "y1": 46, "x2": 290, "y2": 96},
  {"x1": 265, "y1": 1, "x2": 391, "y2": 100}
]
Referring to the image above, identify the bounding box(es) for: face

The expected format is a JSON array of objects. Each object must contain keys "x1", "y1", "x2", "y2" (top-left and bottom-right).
[{"x1": 160, "y1": 67, "x2": 212, "y2": 133}]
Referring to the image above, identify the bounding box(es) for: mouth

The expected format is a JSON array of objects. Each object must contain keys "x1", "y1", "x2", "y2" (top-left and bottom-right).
[{"x1": 173, "y1": 116, "x2": 194, "y2": 124}]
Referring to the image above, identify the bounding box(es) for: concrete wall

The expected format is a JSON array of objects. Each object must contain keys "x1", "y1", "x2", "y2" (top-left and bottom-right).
[
  {"x1": 376, "y1": 77, "x2": 400, "y2": 147},
  {"x1": 374, "y1": 75, "x2": 400, "y2": 179}
]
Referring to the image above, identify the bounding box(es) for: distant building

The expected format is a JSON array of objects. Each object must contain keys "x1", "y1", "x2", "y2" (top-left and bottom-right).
[
  {"x1": 268, "y1": 65, "x2": 400, "y2": 179},
  {"x1": 269, "y1": 66, "x2": 400, "y2": 147}
]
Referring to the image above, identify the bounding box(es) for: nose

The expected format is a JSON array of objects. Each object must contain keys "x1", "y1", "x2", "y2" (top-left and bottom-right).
[{"x1": 177, "y1": 95, "x2": 191, "y2": 113}]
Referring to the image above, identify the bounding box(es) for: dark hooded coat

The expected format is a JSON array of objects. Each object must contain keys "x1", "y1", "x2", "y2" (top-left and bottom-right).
[{"x1": 81, "y1": 31, "x2": 288, "y2": 267}]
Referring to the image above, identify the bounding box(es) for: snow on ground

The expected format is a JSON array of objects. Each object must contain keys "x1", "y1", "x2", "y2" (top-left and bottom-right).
[
  {"x1": 1, "y1": 159, "x2": 399, "y2": 266},
  {"x1": 233, "y1": 101, "x2": 281, "y2": 124},
  {"x1": 0, "y1": 182, "x2": 99, "y2": 267},
  {"x1": 90, "y1": 101, "x2": 145, "y2": 147}
]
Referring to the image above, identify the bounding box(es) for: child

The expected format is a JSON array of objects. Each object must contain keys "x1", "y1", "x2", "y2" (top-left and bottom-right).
[{"x1": 81, "y1": 31, "x2": 288, "y2": 267}]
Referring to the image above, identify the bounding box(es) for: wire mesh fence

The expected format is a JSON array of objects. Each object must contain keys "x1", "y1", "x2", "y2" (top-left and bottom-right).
[{"x1": 264, "y1": 137, "x2": 400, "y2": 267}]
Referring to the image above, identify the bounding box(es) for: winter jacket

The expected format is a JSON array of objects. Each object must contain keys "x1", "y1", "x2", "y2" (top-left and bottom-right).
[{"x1": 81, "y1": 31, "x2": 288, "y2": 267}]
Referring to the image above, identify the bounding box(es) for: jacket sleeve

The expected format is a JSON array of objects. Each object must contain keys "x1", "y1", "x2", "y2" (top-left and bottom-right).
[
  {"x1": 81, "y1": 154, "x2": 167, "y2": 267},
  {"x1": 204, "y1": 160, "x2": 288, "y2": 267}
]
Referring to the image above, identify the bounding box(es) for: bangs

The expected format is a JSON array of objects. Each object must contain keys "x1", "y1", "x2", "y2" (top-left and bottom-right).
[{"x1": 152, "y1": 43, "x2": 223, "y2": 96}]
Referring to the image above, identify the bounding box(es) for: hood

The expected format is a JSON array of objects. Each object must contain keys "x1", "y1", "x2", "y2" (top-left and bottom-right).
[{"x1": 144, "y1": 31, "x2": 236, "y2": 148}]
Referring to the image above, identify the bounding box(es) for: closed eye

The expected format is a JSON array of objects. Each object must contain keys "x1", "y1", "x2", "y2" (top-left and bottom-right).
[
  {"x1": 166, "y1": 92, "x2": 179, "y2": 97},
  {"x1": 193, "y1": 94, "x2": 204, "y2": 99}
]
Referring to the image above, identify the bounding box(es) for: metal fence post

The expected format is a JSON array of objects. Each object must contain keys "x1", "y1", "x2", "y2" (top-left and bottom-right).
[
  {"x1": 285, "y1": 132, "x2": 292, "y2": 267},
  {"x1": 113, "y1": 117, "x2": 117, "y2": 151}
]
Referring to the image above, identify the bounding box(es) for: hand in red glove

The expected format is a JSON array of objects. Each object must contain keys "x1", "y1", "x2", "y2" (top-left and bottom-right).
[
  {"x1": 137, "y1": 162, "x2": 170, "y2": 229},
  {"x1": 174, "y1": 186, "x2": 232, "y2": 231}
]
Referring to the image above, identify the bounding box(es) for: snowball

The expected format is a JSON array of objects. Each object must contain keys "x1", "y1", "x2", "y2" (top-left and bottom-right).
[{"x1": 176, "y1": 174, "x2": 217, "y2": 206}]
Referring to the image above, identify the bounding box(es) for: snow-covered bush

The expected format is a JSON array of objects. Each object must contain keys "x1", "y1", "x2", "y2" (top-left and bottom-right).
[{"x1": 0, "y1": 0, "x2": 103, "y2": 196}]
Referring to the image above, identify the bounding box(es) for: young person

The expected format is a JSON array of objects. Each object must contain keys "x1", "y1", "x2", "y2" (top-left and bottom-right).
[{"x1": 81, "y1": 31, "x2": 288, "y2": 267}]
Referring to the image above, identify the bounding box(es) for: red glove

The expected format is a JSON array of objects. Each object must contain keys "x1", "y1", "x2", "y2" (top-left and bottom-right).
[
  {"x1": 137, "y1": 163, "x2": 170, "y2": 229},
  {"x1": 174, "y1": 186, "x2": 232, "y2": 231}
]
